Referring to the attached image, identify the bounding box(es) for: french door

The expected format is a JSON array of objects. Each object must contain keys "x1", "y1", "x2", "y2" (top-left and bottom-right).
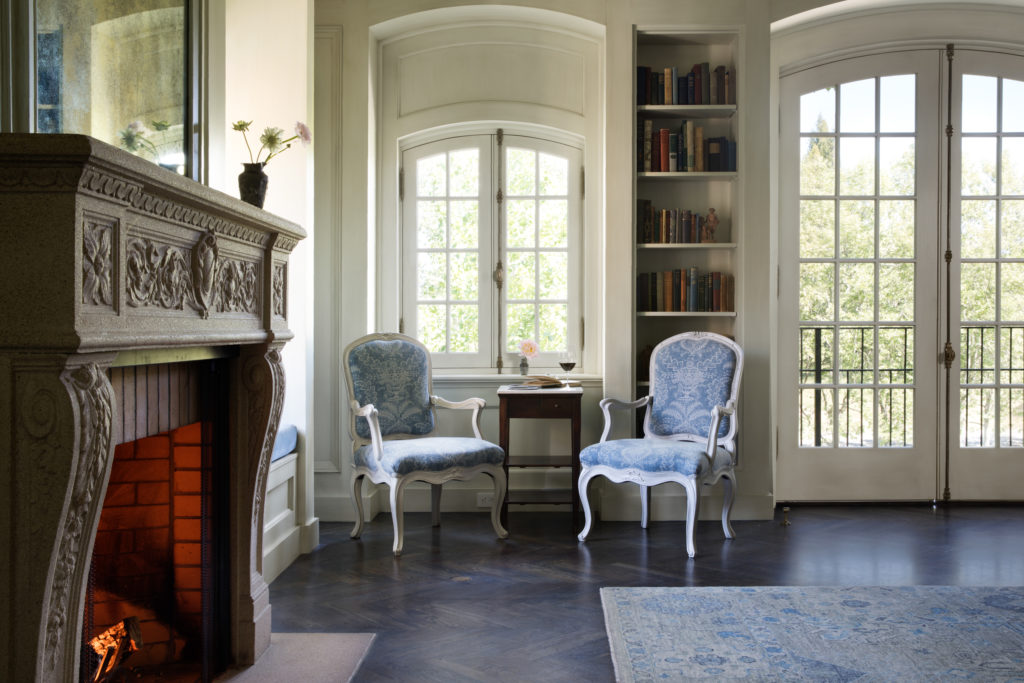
[
  {"x1": 779, "y1": 47, "x2": 1024, "y2": 501},
  {"x1": 778, "y1": 52, "x2": 939, "y2": 500}
]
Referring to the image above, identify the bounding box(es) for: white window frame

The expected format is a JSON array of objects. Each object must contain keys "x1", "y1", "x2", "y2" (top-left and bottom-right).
[{"x1": 400, "y1": 128, "x2": 583, "y2": 371}]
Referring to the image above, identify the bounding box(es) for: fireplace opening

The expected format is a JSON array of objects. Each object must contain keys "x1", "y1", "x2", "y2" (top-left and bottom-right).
[{"x1": 81, "y1": 359, "x2": 232, "y2": 682}]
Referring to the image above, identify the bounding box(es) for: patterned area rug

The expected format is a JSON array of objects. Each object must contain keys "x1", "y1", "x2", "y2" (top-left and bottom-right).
[{"x1": 601, "y1": 585, "x2": 1024, "y2": 682}]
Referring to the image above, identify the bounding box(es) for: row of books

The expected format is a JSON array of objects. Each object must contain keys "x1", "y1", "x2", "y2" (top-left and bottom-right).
[
  {"x1": 637, "y1": 201, "x2": 719, "y2": 244},
  {"x1": 637, "y1": 269, "x2": 734, "y2": 313},
  {"x1": 639, "y1": 121, "x2": 736, "y2": 173},
  {"x1": 637, "y1": 63, "x2": 736, "y2": 106}
]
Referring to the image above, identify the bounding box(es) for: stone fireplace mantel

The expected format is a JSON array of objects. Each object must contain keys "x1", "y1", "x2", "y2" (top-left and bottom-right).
[{"x1": 0, "y1": 134, "x2": 306, "y2": 683}]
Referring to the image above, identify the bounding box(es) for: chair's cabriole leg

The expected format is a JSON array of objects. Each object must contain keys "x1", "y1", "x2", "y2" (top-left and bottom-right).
[
  {"x1": 489, "y1": 470, "x2": 509, "y2": 539},
  {"x1": 721, "y1": 472, "x2": 737, "y2": 539},
  {"x1": 431, "y1": 483, "x2": 442, "y2": 528},
  {"x1": 577, "y1": 471, "x2": 595, "y2": 542},
  {"x1": 640, "y1": 484, "x2": 651, "y2": 529},
  {"x1": 350, "y1": 473, "x2": 365, "y2": 539},
  {"x1": 390, "y1": 480, "x2": 406, "y2": 556},
  {"x1": 683, "y1": 478, "x2": 699, "y2": 558}
]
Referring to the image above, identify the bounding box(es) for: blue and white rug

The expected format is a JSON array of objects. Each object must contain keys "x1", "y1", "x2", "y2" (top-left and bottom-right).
[{"x1": 601, "y1": 585, "x2": 1024, "y2": 681}]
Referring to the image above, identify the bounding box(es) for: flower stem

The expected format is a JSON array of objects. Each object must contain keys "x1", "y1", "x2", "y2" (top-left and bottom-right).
[{"x1": 241, "y1": 130, "x2": 255, "y2": 163}]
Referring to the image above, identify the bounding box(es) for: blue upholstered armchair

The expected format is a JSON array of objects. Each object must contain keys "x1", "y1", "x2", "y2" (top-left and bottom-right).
[
  {"x1": 343, "y1": 333, "x2": 508, "y2": 556},
  {"x1": 577, "y1": 331, "x2": 742, "y2": 557}
]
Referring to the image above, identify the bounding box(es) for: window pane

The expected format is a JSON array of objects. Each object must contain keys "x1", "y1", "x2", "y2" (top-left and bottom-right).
[
  {"x1": 839, "y1": 137, "x2": 874, "y2": 195},
  {"x1": 418, "y1": 304, "x2": 447, "y2": 352},
  {"x1": 416, "y1": 252, "x2": 445, "y2": 299},
  {"x1": 539, "y1": 252, "x2": 568, "y2": 299},
  {"x1": 417, "y1": 200, "x2": 446, "y2": 249},
  {"x1": 507, "y1": 252, "x2": 536, "y2": 300},
  {"x1": 962, "y1": 75, "x2": 997, "y2": 133},
  {"x1": 539, "y1": 304, "x2": 568, "y2": 351},
  {"x1": 800, "y1": 326, "x2": 834, "y2": 385},
  {"x1": 800, "y1": 136, "x2": 835, "y2": 195},
  {"x1": 507, "y1": 148, "x2": 535, "y2": 195},
  {"x1": 879, "y1": 75, "x2": 915, "y2": 133},
  {"x1": 448, "y1": 149, "x2": 478, "y2": 196},
  {"x1": 840, "y1": 79, "x2": 875, "y2": 133},
  {"x1": 838, "y1": 326, "x2": 873, "y2": 384},
  {"x1": 1001, "y1": 137, "x2": 1024, "y2": 196},
  {"x1": 961, "y1": 326, "x2": 995, "y2": 385},
  {"x1": 449, "y1": 200, "x2": 478, "y2": 249},
  {"x1": 539, "y1": 152, "x2": 568, "y2": 195},
  {"x1": 799, "y1": 387, "x2": 834, "y2": 447},
  {"x1": 449, "y1": 305, "x2": 478, "y2": 352},
  {"x1": 878, "y1": 387, "x2": 913, "y2": 447},
  {"x1": 961, "y1": 199, "x2": 996, "y2": 259},
  {"x1": 1000, "y1": 326, "x2": 1024, "y2": 384},
  {"x1": 961, "y1": 387, "x2": 995, "y2": 447},
  {"x1": 1001, "y1": 262, "x2": 1024, "y2": 321},
  {"x1": 801, "y1": 87, "x2": 835, "y2": 133},
  {"x1": 417, "y1": 154, "x2": 446, "y2": 196},
  {"x1": 878, "y1": 326, "x2": 913, "y2": 385},
  {"x1": 506, "y1": 304, "x2": 536, "y2": 352},
  {"x1": 839, "y1": 199, "x2": 874, "y2": 259},
  {"x1": 1003, "y1": 78, "x2": 1024, "y2": 133},
  {"x1": 879, "y1": 137, "x2": 914, "y2": 195},
  {"x1": 800, "y1": 263, "x2": 835, "y2": 321},
  {"x1": 879, "y1": 263, "x2": 914, "y2": 321},
  {"x1": 961, "y1": 263, "x2": 996, "y2": 321},
  {"x1": 1003, "y1": 200, "x2": 1024, "y2": 258},
  {"x1": 449, "y1": 252, "x2": 478, "y2": 301},
  {"x1": 999, "y1": 387, "x2": 1024, "y2": 447},
  {"x1": 837, "y1": 387, "x2": 874, "y2": 447},
  {"x1": 962, "y1": 137, "x2": 997, "y2": 195},
  {"x1": 839, "y1": 262, "x2": 874, "y2": 321},
  {"x1": 800, "y1": 200, "x2": 835, "y2": 258},
  {"x1": 539, "y1": 199, "x2": 568, "y2": 248},
  {"x1": 507, "y1": 199, "x2": 535, "y2": 249},
  {"x1": 879, "y1": 200, "x2": 915, "y2": 258}
]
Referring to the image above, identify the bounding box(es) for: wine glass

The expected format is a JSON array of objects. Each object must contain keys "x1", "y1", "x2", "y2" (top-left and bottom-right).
[{"x1": 558, "y1": 350, "x2": 577, "y2": 384}]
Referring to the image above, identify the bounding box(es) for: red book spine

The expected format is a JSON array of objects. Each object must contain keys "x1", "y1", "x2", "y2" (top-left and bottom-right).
[{"x1": 659, "y1": 129, "x2": 670, "y2": 172}]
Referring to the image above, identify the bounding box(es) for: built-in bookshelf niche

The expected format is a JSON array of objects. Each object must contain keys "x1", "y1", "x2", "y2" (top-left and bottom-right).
[{"x1": 633, "y1": 27, "x2": 741, "y2": 402}]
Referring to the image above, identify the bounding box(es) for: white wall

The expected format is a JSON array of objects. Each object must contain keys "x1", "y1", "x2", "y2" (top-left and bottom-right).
[{"x1": 212, "y1": 0, "x2": 320, "y2": 553}]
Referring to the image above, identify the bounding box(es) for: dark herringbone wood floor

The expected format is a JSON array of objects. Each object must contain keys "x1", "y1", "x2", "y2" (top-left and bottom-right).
[{"x1": 269, "y1": 504, "x2": 1024, "y2": 682}]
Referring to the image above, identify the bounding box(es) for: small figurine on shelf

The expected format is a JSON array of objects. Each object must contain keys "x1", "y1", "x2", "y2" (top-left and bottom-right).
[{"x1": 702, "y1": 207, "x2": 719, "y2": 243}]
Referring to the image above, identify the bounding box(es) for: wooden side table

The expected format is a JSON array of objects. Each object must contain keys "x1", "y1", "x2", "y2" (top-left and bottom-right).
[{"x1": 497, "y1": 385, "x2": 583, "y2": 531}]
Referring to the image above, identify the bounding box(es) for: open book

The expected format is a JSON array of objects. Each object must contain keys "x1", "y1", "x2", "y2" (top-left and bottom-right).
[{"x1": 507, "y1": 375, "x2": 581, "y2": 389}]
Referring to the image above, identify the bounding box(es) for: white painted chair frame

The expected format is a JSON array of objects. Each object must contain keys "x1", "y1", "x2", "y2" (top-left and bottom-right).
[
  {"x1": 345, "y1": 333, "x2": 508, "y2": 556},
  {"x1": 577, "y1": 332, "x2": 742, "y2": 557}
]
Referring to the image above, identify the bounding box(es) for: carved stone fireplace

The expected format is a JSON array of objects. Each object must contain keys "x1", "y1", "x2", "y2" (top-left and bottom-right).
[{"x1": 0, "y1": 134, "x2": 306, "y2": 682}]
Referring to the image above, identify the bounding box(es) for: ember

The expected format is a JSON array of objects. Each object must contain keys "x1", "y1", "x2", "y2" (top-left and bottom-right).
[{"x1": 89, "y1": 617, "x2": 142, "y2": 682}]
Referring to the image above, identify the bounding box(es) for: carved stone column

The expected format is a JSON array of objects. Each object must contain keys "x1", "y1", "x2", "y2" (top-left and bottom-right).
[
  {"x1": 230, "y1": 343, "x2": 286, "y2": 665},
  {"x1": 5, "y1": 353, "x2": 116, "y2": 683}
]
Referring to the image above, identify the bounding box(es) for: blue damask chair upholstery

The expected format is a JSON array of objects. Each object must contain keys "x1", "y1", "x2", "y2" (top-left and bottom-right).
[
  {"x1": 577, "y1": 331, "x2": 742, "y2": 557},
  {"x1": 344, "y1": 332, "x2": 508, "y2": 556}
]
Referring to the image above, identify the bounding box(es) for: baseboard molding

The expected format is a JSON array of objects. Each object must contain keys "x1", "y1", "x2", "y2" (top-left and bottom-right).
[{"x1": 263, "y1": 525, "x2": 301, "y2": 584}]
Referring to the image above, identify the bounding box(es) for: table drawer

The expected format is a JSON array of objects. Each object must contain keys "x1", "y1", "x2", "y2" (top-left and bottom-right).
[{"x1": 504, "y1": 395, "x2": 576, "y2": 417}]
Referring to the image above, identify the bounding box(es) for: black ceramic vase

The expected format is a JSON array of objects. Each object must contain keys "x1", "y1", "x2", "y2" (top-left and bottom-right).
[{"x1": 238, "y1": 162, "x2": 268, "y2": 208}]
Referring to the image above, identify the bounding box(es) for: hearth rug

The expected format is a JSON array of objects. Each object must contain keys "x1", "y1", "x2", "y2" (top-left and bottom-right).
[{"x1": 601, "y1": 585, "x2": 1024, "y2": 682}]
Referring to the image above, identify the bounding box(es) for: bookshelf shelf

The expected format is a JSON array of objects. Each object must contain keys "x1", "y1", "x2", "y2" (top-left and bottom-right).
[
  {"x1": 637, "y1": 311, "x2": 736, "y2": 318},
  {"x1": 638, "y1": 171, "x2": 737, "y2": 180},
  {"x1": 638, "y1": 242, "x2": 736, "y2": 250},
  {"x1": 638, "y1": 104, "x2": 736, "y2": 119},
  {"x1": 633, "y1": 27, "x2": 741, "y2": 410}
]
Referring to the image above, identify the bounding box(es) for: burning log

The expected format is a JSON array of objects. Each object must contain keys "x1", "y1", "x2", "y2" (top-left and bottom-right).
[{"x1": 89, "y1": 617, "x2": 142, "y2": 682}]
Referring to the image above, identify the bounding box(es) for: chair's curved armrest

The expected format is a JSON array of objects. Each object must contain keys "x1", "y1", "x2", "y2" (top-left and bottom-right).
[
  {"x1": 431, "y1": 394, "x2": 486, "y2": 439},
  {"x1": 598, "y1": 395, "x2": 651, "y2": 443},
  {"x1": 351, "y1": 399, "x2": 383, "y2": 461},
  {"x1": 704, "y1": 402, "x2": 736, "y2": 457}
]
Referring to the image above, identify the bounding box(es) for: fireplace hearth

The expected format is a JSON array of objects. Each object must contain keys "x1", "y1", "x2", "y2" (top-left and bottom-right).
[{"x1": 0, "y1": 134, "x2": 305, "y2": 683}]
